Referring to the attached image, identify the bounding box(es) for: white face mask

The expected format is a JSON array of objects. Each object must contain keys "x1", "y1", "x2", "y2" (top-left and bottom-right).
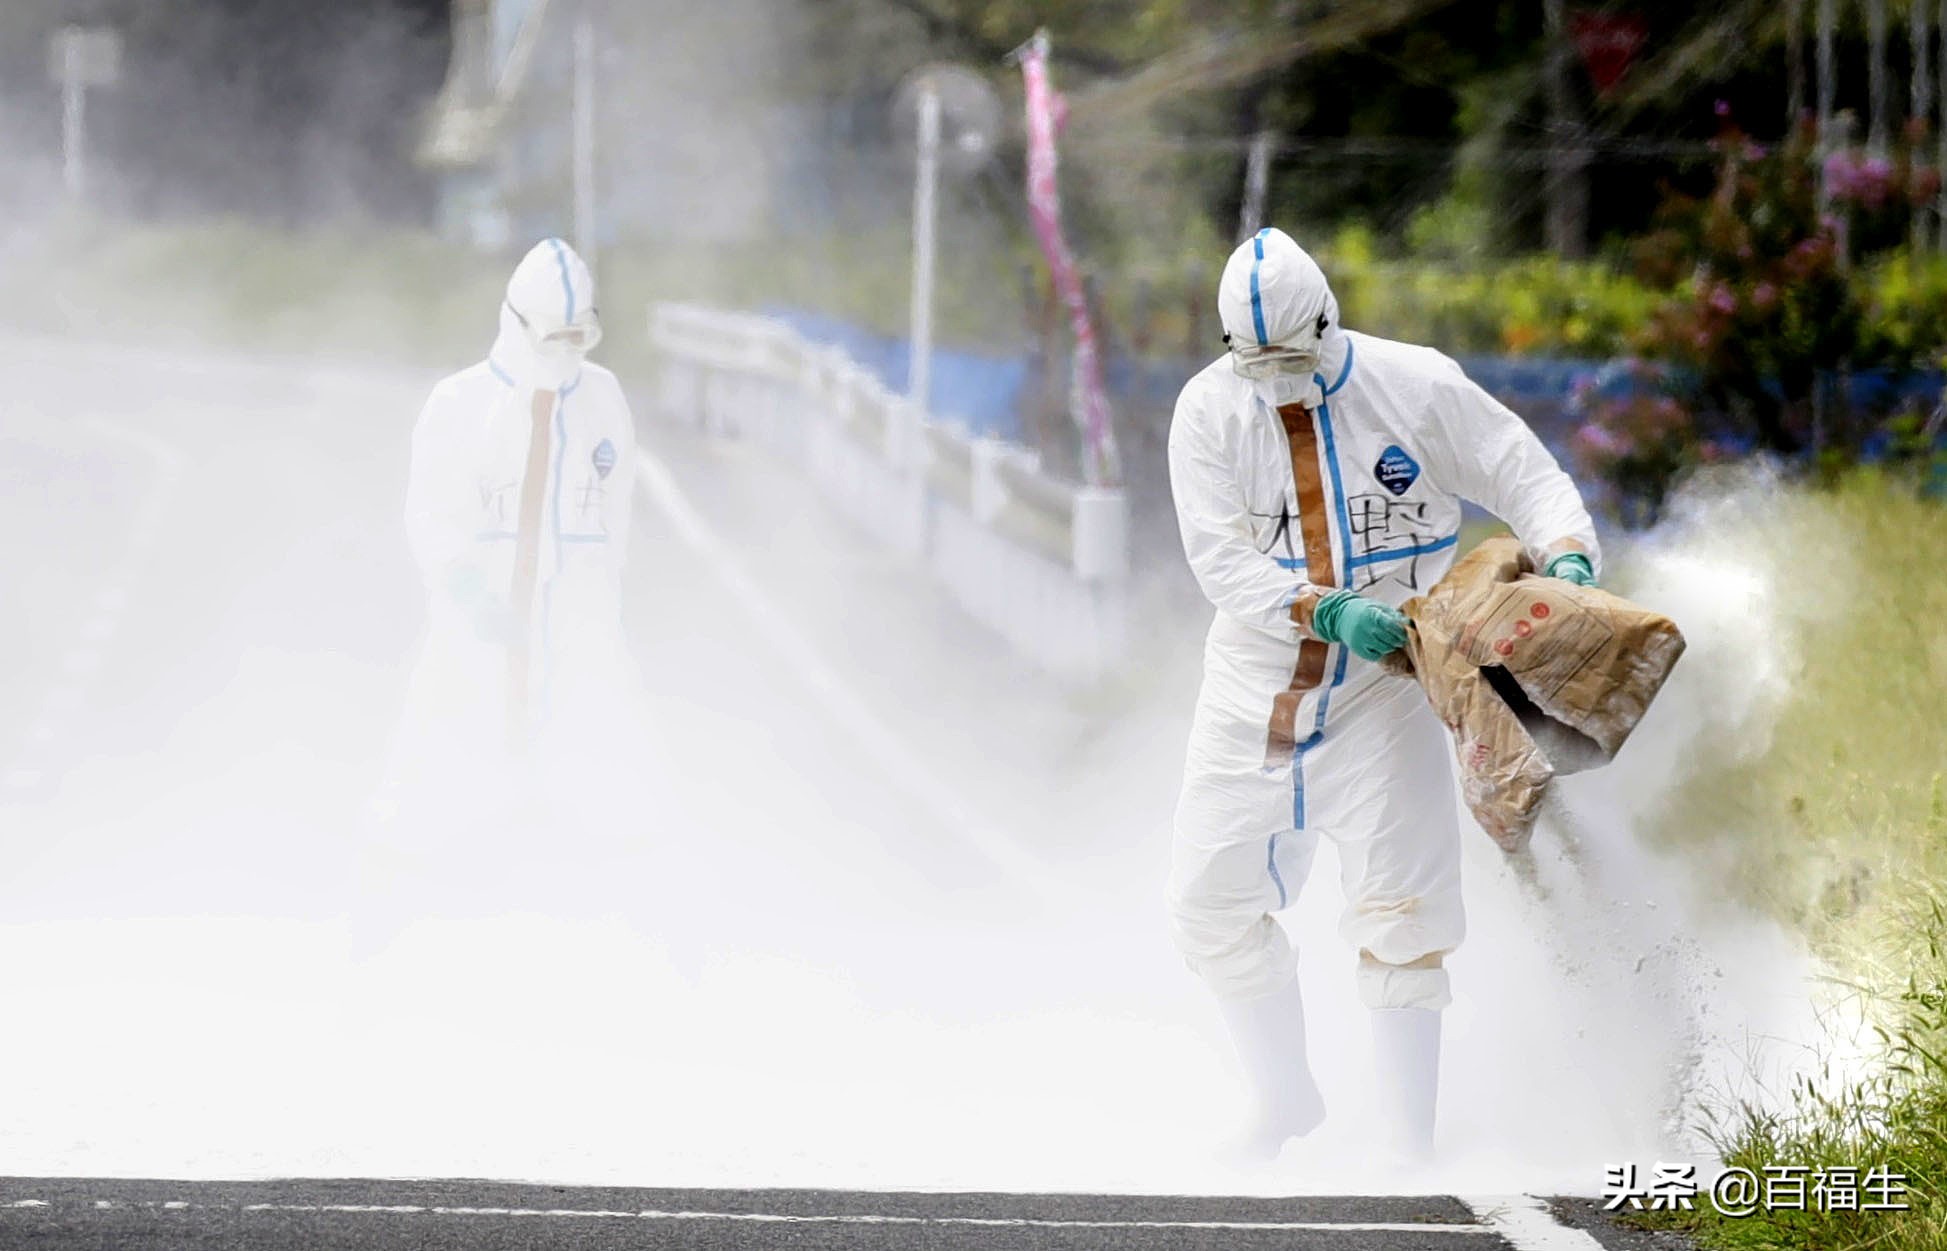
[
  {"x1": 1252, "y1": 364, "x2": 1323, "y2": 411},
  {"x1": 526, "y1": 342, "x2": 584, "y2": 390}
]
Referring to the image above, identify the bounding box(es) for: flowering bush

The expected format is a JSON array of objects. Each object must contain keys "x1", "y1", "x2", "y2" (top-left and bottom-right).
[
  {"x1": 1574, "y1": 112, "x2": 1944, "y2": 518},
  {"x1": 1570, "y1": 375, "x2": 1699, "y2": 526},
  {"x1": 1824, "y1": 117, "x2": 1944, "y2": 254}
]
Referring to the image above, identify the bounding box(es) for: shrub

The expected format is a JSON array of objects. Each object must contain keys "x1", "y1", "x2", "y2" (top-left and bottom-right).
[{"x1": 1570, "y1": 113, "x2": 1947, "y2": 519}]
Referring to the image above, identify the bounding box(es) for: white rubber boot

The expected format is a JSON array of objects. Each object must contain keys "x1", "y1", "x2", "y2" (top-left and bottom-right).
[
  {"x1": 1218, "y1": 979, "x2": 1326, "y2": 1160},
  {"x1": 1369, "y1": 1006, "x2": 1441, "y2": 1161}
]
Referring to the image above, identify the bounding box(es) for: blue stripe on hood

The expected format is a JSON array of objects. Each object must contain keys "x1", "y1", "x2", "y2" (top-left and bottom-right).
[
  {"x1": 1248, "y1": 228, "x2": 1270, "y2": 346},
  {"x1": 545, "y1": 237, "x2": 575, "y2": 322}
]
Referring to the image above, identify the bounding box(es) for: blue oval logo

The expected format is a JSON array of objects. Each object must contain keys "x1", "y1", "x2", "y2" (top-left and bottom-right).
[{"x1": 1375, "y1": 445, "x2": 1420, "y2": 496}]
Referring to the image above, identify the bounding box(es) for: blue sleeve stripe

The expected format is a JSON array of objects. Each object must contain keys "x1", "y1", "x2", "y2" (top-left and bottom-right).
[{"x1": 1346, "y1": 532, "x2": 1459, "y2": 569}]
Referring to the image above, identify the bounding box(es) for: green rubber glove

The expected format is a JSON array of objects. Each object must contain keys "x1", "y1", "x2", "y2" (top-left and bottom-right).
[
  {"x1": 1545, "y1": 552, "x2": 1598, "y2": 588},
  {"x1": 1311, "y1": 589, "x2": 1408, "y2": 661}
]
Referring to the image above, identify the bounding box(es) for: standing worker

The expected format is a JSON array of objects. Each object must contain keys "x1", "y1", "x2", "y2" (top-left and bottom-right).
[
  {"x1": 1166, "y1": 227, "x2": 1600, "y2": 1161},
  {"x1": 383, "y1": 237, "x2": 639, "y2": 844}
]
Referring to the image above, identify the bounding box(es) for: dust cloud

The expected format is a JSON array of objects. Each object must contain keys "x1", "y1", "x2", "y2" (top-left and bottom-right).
[{"x1": 0, "y1": 0, "x2": 1852, "y2": 1200}]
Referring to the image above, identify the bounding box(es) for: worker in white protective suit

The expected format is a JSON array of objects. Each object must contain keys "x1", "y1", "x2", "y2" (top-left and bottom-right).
[
  {"x1": 1166, "y1": 227, "x2": 1600, "y2": 1161},
  {"x1": 382, "y1": 237, "x2": 640, "y2": 850}
]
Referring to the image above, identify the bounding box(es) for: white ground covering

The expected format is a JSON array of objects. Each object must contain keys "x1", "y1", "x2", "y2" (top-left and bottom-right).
[{"x1": 0, "y1": 335, "x2": 1857, "y2": 1197}]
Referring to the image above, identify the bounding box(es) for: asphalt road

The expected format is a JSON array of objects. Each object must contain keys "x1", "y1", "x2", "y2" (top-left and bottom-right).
[{"x1": 0, "y1": 1180, "x2": 1679, "y2": 1250}]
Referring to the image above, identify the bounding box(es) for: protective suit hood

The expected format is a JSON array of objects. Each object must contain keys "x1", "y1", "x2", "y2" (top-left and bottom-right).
[
  {"x1": 491, "y1": 238, "x2": 601, "y2": 390},
  {"x1": 1217, "y1": 228, "x2": 1347, "y2": 407}
]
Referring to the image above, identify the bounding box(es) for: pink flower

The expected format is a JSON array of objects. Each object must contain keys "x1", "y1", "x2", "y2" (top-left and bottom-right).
[
  {"x1": 1707, "y1": 284, "x2": 1737, "y2": 316},
  {"x1": 1575, "y1": 423, "x2": 1626, "y2": 457}
]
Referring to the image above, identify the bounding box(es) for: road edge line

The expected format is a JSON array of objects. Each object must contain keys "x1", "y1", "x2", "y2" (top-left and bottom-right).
[
  {"x1": 633, "y1": 449, "x2": 1057, "y2": 900},
  {"x1": 1460, "y1": 1194, "x2": 1609, "y2": 1250}
]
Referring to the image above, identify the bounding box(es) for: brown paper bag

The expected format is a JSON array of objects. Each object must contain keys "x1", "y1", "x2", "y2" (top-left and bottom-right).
[{"x1": 1387, "y1": 536, "x2": 1686, "y2": 852}]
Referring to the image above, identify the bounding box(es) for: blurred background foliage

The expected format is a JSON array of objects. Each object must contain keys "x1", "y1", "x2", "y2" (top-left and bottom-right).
[{"x1": 1, "y1": 0, "x2": 1942, "y2": 513}]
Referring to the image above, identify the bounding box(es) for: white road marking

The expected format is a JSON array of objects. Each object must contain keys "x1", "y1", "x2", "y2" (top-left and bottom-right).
[
  {"x1": 15, "y1": 1196, "x2": 1499, "y2": 1234},
  {"x1": 634, "y1": 450, "x2": 1057, "y2": 898},
  {"x1": 1462, "y1": 1194, "x2": 1608, "y2": 1250},
  {"x1": 242, "y1": 1203, "x2": 429, "y2": 1214}
]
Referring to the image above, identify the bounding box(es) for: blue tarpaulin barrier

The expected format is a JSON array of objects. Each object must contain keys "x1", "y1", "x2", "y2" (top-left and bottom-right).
[
  {"x1": 766, "y1": 309, "x2": 1942, "y2": 475},
  {"x1": 765, "y1": 308, "x2": 1028, "y2": 442}
]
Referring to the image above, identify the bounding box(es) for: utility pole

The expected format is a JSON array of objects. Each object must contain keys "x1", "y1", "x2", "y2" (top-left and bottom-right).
[
  {"x1": 1542, "y1": 0, "x2": 1588, "y2": 258},
  {"x1": 1787, "y1": 0, "x2": 1806, "y2": 127},
  {"x1": 62, "y1": 47, "x2": 84, "y2": 198},
  {"x1": 1817, "y1": 0, "x2": 1837, "y2": 209},
  {"x1": 1237, "y1": 128, "x2": 1275, "y2": 241},
  {"x1": 907, "y1": 78, "x2": 941, "y2": 412},
  {"x1": 48, "y1": 26, "x2": 120, "y2": 203},
  {"x1": 571, "y1": 7, "x2": 597, "y2": 272},
  {"x1": 1915, "y1": 0, "x2": 1934, "y2": 251},
  {"x1": 1868, "y1": 0, "x2": 1889, "y2": 152},
  {"x1": 1817, "y1": 0, "x2": 1837, "y2": 142}
]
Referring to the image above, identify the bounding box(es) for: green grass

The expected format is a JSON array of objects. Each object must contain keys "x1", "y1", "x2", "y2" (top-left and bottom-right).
[{"x1": 1625, "y1": 472, "x2": 1947, "y2": 1250}]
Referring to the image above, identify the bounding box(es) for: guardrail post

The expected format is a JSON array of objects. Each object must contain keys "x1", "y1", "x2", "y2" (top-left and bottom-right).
[
  {"x1": 1071, "y1": 488, "x2": 1128, "y2": 582},
  {"x1": 969, "y1": 436, "x2": 1010, "y2": 525},
  {"x1": 884, "y1": 396, "x2": 931, "y2": 560}
]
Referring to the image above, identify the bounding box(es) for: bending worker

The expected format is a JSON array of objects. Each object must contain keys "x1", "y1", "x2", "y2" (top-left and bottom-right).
[{"x1": 1166, "y1": 227, "x2": 1599, "y2": 1160}]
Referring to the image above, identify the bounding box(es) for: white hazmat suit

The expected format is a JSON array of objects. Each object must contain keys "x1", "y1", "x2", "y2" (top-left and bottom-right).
[
  {"x1": 386, "y1": 238, "x2": 639, "y2": 832},
  {"x1": 1167, "y1": 228, "x2": 1598, "y2": 1157}
]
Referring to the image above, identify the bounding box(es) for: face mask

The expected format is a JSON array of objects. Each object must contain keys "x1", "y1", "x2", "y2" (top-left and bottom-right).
[
  {"x1": 526, "y1": 342, "x2": 583, "y2": 390},
  {"x1": 1251, "y1": 363, "x2": 1323, "y2": 410}
]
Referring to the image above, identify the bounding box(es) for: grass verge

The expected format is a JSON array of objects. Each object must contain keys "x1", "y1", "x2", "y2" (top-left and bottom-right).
[{"x1": 1626, "y1": 470, "x2": 1947, "y2": 1250}]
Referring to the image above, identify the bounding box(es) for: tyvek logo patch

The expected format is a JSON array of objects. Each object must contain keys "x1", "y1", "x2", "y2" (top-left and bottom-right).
[
  {"x1": 592, "y1": 438, "x2": 616, "y2": 479},
  {"x1": 1374, "y1": 444, "x2": 1420, "y2": 496}
]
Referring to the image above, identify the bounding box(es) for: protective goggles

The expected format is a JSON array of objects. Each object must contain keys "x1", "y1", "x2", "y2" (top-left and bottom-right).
[
  {"x1": 1227, "y1": 339, "x2": 1319, "y2": 381},
  {"x1": 507, "y1": 302, "x2": 603, "y2": 353}
]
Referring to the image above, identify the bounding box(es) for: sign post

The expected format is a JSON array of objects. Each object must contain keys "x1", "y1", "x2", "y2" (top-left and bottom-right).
[
  {"x1": 48, "y1": 25, "x2": 122, "y2": 202},
  {"x1": 907, "y1": 79, "x2": 941, "y2": 413},
  {"x1": 571, "y1": 10, "x2": 597, "y2": 272}
]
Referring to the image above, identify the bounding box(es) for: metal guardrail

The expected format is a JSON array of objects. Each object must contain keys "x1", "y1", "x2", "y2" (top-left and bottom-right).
[{"x1": 648, "y1": 301, "x2": 1129, "y2": 682}]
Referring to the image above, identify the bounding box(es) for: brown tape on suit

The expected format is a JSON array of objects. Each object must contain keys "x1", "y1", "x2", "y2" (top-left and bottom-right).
[
  {"x1": 507, "y1": 387, "x2": 556, "y2": 752},
  {"x1": 1265, "y1": 401, "x2": 1336, "y2": 768}
]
